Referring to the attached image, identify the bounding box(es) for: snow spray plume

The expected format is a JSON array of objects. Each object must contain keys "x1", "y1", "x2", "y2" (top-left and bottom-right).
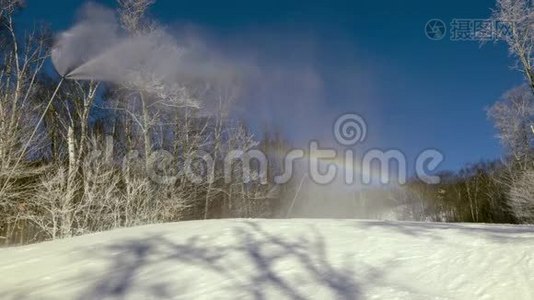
[
  {"x1": 51, "y1": 3, "x2": 235, "y2": 108},
  {"x1": 49, "y1": 3, "x2": 393, "y2": 220},
  {"x1": 51, "y1": 3, "x2": 118, "y2": 77}
]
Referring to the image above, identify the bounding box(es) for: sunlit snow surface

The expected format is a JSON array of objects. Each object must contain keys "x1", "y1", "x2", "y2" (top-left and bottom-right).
[{"x1": 1, "y1": 219, "x2": 534, "y2": 299}]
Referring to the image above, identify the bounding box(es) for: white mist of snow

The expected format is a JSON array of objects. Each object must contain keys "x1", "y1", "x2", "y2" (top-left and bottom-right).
[{"x1": 51, "y1": 3, "x2": 234, "y2": 107}]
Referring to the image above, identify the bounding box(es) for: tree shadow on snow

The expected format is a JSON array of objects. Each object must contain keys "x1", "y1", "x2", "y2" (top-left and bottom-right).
[
  {"x1": 76, "y1": 222, "x2": 367, "y2": 300},
  {"x1": 355, "y1": 220, "x2": 534, "y2": 243}
]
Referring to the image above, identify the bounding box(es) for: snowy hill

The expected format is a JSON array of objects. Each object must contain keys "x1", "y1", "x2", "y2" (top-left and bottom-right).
[{"x1": 1, "y1": 219, "x2": 534, "y2": 299}]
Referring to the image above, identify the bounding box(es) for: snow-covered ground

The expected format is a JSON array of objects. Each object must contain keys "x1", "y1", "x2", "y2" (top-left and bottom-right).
[{"x1": 1, "y1": 219, "x2": 534, "y2": 300}]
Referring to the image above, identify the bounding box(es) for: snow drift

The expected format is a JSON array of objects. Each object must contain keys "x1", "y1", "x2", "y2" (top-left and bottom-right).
[{"x1": 1, "y1": 219, "x2": 533, "y2": 299}]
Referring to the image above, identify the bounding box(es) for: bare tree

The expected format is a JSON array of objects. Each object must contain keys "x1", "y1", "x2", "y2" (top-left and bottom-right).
[
  {"x1": 0, "y1": 0, "x2": 279, "y2": 245},
  {"x1": 509, "y1": 169, "x2": 534, "y2": 223},
  {"x1": 117, "y1": 0, "x2": 155, "y2": 34},
  {"x1": 487, "y1": 85, "x2": 534, "y2": 222},
  {"x1": 491, "y1": 0, "x2": 534, "y2": 91},
  {"x1": 488, "y1": 85, "x2": 534, "y2": 165},
  {"x1": 0, "y1": 2, "x2": 52, "y2": 244},
  {"x1": 488, "y1": 0, "x2": 534, "y2": 223}
]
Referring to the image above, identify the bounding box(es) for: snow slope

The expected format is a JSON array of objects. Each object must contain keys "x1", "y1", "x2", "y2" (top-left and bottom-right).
[{"x1": 1, "y1": 219, "x2": 534, "y2": 300}]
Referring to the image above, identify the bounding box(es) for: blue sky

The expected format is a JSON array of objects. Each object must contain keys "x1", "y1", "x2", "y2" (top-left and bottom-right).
[{"x1": 19, "y1": 0, "x2": 523, "y2": 171}]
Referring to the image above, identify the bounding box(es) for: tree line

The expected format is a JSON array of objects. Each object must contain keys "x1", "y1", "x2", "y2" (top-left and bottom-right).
[
  {"x1": 1, "y1": 0, "x2": 534, "y2": 246},
  {"x1": 0, "y1": 0, "x2": 294, "y2": 245}
]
